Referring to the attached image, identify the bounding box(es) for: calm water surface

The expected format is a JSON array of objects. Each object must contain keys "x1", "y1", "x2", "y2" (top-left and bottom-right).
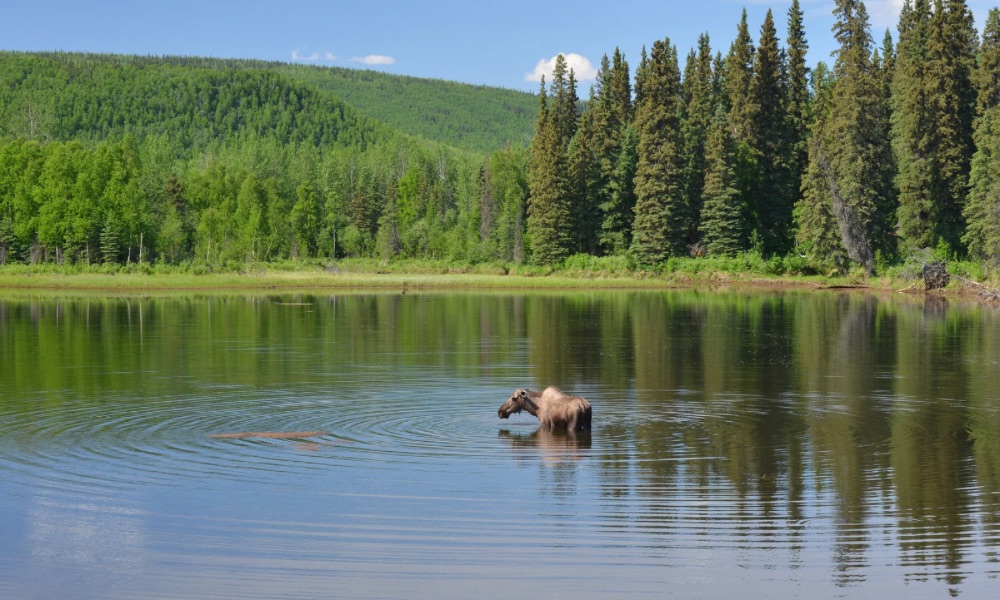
[{"x1": 1, "y1": 290, "x2": 999, "y2": 599}]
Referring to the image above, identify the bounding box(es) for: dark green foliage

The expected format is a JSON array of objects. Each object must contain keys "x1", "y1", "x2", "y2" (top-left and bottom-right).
[
  {"x1": 727, "y1": 10, "x2": 757, "y2": 140},
  {"x1": 893, "y1": 0, "x2": 977, "y2": 251},
  {"x1": 724, "y1": 10, "x2": 761, "y2": 254},
  {"x1": 100, "y1": 219, "x2": 119, "y2": 265},
  {"x1": 632, "y1": 40, "x2": 686, "y2": 264},
  {"x1": 786, "y1": 0, "x2": 811, "y2": 211},
  {"x1": 699, "y1": 109, "x2": 745, "y2": 256},
  {"x1": 601, "y1": 125, "x2": 638, "y2": 255},
  {"x1": 682, "y1": 34, "x2": 716, "y2": 245},
  {"x1": 965, "y1": 9, "x2": 1000, "y2": 260},
  {"x1": 568, "y1": 110, "x2": 601, "y2": 255},
  {"x1": 579, "y1": 48, "x2": 635, "y2": 257},
  {"x1": 926, "y1": 0, "x2": 977, "y2": 250},
  {"x1": 527, "y1": 78, "x2": 573, "y2": 265},
  {"x1": 797, "y1": 0, "x2": 895, "y2": 274},
  {"x1": 974, "y1": 8, "x2": 1000, "y2": 116},
  {"x1": 752, "y1": 9, "x2": 795, "y2": 254}
]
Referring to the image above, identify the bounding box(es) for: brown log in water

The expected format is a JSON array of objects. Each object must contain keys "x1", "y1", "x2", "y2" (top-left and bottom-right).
[{"x1": 208, "y1": 431, "x2": 328, "y2": 439}]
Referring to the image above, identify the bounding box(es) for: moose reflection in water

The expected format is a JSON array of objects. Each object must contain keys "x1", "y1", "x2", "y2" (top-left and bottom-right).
[
  {"x1": 498, "y1": 428, "x2": 592, "y2": 461},
  {"x1": 497, "y1": 387, "x2": 592, "y2": 431}
]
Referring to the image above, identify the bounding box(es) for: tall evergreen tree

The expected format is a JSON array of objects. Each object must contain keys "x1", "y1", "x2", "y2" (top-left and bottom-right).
[
  {"x1": 892, "y1": 0, "x2": 934, "y2": 250},
  {"x1": 796, "y1": 0, "x2": 895, "y2": 274},
  {"x1": 699, "y1": 108, "x2": 745, "y2": 256},
  {"x1": 682, "y1": 34, "x2": 716, "y2": 246},
  {"x1": 586, "y1": 50, "x2": 634, "y2": 256},
  {"x1": 601, "y1": 124, "x2": 638, "y2": 254},
  {"x1": 550, "y1": 55, "x2": 580, "y2": 150},
  {"x1": 894, "y1": 0, "x2": 976, "y2": 251},
  {"x1": 926, "y1": 0, "x2": 977, "y2": 250},
  {"x1": 785, "y1": 0, "x2": 811, "y2": 222},
  {"x1": 725, "y1": 9, "x2": 759, "y2": 253},
  {"x1": 727, "y1": 9, "x2": 758, "y2": 140},
  {"x1": 632, "y1": 39, "x2": 686, "y2": 264},
  {"x1": 634, "y1": 46, "x2": 650, "y2": 109},
  {"x1": 527, "y1": 77, "x2": 573, "y2": 264},
  {"x1": 568, "y1": 108, "x2": 601, "y2": 254},
  {"x1": 964, "y1": 8, "x2": 1000, "y2": 260},
  {"x1": 752, "y1": 9, "x2": 794, "y2": 254}
]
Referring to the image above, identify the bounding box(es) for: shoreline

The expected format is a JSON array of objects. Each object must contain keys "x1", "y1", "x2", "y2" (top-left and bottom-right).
[{"x1": 2, "y1": 264, "x2": 993, "y2": 305}]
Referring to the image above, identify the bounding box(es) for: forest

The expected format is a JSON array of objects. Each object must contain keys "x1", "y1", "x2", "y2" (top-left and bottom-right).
[{"x1": 1, "y1": 0, "x2": 1000, "y2": 277}]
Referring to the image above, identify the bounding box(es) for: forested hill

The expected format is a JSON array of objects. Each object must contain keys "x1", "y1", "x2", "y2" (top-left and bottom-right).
[
  {"x1": 0, "y1": 52, "x2": 537, "y2": 154},
  {"x1": 0, "y1": 52, "x2": 395, "y2": 151},
  {"x1": 0, "y1": 51, "x2": 534, "y2": 269},
  {"x1": 278, "y1": 65, "x2": 538, "y2": 153}
]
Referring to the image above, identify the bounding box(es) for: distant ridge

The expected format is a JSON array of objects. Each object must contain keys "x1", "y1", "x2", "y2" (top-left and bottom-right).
[
  {"x1": 0, "y1": 51, "x2": 537, "y2": 153},
  {"x1": 279, "y1": 64, "x2": 538, "y2": 153}
]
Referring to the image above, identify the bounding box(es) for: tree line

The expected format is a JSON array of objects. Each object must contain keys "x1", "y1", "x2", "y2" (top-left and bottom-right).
[
  {"x1": 525, "y1": 0, "x2": 1000, "y2": 274},
  {"x1": 3, "y1": 0, "x2": 1000, "y2": 274},
  {"x1": 0, "y1": 52, "x2": 528, "y2": 267}
]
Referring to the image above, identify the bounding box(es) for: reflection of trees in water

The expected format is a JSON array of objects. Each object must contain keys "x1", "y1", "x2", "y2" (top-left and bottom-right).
[
  {"x1": 5, "y1": 291, "x2": 1000, "y2": 593},
  {"x1": 890, "y1": 296, "x2": 978, "y2": 594}
]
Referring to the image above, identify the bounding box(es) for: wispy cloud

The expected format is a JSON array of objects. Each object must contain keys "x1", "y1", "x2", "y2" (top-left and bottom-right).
[
  {"x1": 525, "y1": 53, "x2": 598, "y2": 84},
  {"x1": 865, "y1": 0, "x2": 905, "y2": 30},
  {"x1": 350, "y1": 54, "x2": 396, "y2": 65},
  {"x1": 291, "y1": 47, "x2": 335, "y2": 62}
]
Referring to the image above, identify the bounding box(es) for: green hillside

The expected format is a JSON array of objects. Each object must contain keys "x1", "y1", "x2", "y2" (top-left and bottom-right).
[
  {"x1": 279, "y1": 65, "x2": 538, "y2": 153},
  {"x1": 0, "y1": 51, "x2": 528, "y2": 268},
  {"x1": 0, "y1": 52, "x2": 395, "y2": 151}
]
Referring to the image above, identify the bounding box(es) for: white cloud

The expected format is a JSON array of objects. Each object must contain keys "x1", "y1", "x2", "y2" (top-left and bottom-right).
[
  {"x1": 525, "y1": 53, "x2": 598, "y2": 84},
  {"x1": 351, "y1": 54, "x2": 396, "y2": 65},
  {"x1": 291, "y1": 47, "x2": 335, "y2": 62},
  {"x1": 865, "y1": 0, "x2": 905, "y2": 30}
]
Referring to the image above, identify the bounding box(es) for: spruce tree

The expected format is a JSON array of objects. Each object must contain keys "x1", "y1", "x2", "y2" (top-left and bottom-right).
[
  {"x1": 785, "y1": 0, "x2": 811, "y2": 225},
  {"x1": 892, "y1": 0, "x2": 932, "y2": 251},
  {"x1": 632, "y1": 39, "x2": 686, "y2": 264},
  {"x1": 601, "y1": 124, "x2": 638, "y2": 254},
  {"x1": 527, "y1": 77, "x2": 573, "y2": 265},
  {"x1": 609, "y1": 48, "x2": 634, "y2": 127},
  {"x1": 681, "y1": 34, "x2": 715, "y2": 246},
  {"x1": 550, "y1": 55, "x2": 580, "y2": 150},
  {"x1": 725, "y1": 9, "x2": 759, "y2": 253},
  {"x1": 926, "y1": 0, "x2": 977, "y2": 251},
  {"x1": 634, "y1": 46, "x2": 650, "y2": 109},
  {"x1": 699, "y1": 108, "x2": 745, "y2": 256},
  {"x1": 796, "y1": 0, "x2": 895, "y2": 274},
  {"x1": 587, "y1": 48, "x2": 635, "y2": 256},
  {"x1": 894, "y1": 0, "x2": 976, "y2": 251},
  {"x1": 964, "y1": 9, "x2": 1000, "y2": 260},
  {"x1": 752, "y1": 9, "x2": 794, "y2": 254},
  {"x1": 568, "y1": 108, "x2": 600, "y2": 254},
  {"x1": 727, "y1": 9, "x2": 758, "y2": 140}
]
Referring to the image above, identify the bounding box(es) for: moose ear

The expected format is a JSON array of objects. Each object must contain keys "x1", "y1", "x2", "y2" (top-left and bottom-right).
[{"x1": 519, "y1": 390, "x2": 527, "y2": 398}]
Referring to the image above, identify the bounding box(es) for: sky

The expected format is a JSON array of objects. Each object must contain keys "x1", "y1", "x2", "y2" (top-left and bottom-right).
[{"x1": 2, "y1": 1, "x2": 997, "y2": 95}]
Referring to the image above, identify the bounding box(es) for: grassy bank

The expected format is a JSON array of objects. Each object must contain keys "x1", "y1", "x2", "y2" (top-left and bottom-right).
[{"x1": 0, "y1": 256, "x2": 996, "y2": 301}]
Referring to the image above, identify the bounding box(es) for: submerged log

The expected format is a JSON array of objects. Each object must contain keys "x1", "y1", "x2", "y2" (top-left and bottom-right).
[{"x1": 208, "y1": 431, "x2": 328, "y2": 439}]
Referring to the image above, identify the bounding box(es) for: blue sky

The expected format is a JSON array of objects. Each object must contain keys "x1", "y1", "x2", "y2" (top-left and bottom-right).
[{"x1": 2, "y1": 1, "x2": 996, "y2": 94}]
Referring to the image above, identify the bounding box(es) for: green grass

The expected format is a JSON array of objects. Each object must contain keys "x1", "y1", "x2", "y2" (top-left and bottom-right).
[{"x1": 1, "y1": 254, "x2": 997, "y2": 298}]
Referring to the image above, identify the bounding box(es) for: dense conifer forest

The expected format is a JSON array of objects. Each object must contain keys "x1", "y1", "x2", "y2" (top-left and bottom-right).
[{"x1": 2, "y1": 0, "x2": 1000, "y2": 276}]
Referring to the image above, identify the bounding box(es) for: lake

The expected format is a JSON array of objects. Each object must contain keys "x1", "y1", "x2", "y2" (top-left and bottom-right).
[{"x1": 1, "y1": 289, "x2": 999, "y2": 599}]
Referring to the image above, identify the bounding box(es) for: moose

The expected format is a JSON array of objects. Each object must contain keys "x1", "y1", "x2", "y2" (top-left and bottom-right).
[{"x1": 497, "y1": 387, "x2": 592, "y2": 432}]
